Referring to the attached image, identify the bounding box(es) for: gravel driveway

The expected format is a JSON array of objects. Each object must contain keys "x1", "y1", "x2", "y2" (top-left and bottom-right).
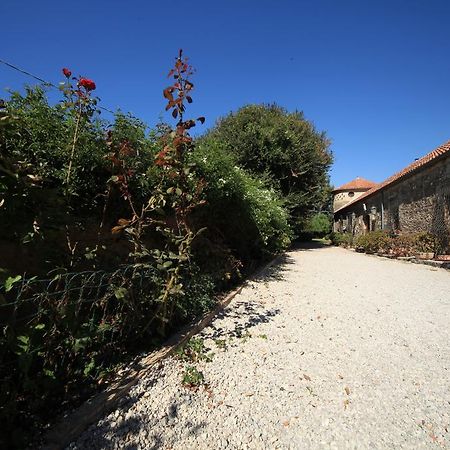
[{"x1": 69, "y1": 244, "x2": 450, "y2": 449}]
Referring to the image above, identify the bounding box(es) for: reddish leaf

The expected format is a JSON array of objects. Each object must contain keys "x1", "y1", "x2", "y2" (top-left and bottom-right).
[
  {"x1": 172, "y1": 109, "x2": 178, "y2": 118},
  {"x1": 163, "y1": 88, "x2": 174, "y2": 101},
  {"x1": 184, "y1": 120, "x2": 196, "y2": 129},
  {"x1": 165, "y1": 100, "x2": 176, "y2": 111},
  {"x1": 197, "y1": 116, "x2": 206, "y2": 124},
  {"x1": 186, "y1": 96, "x2": 193, "y2": 103},
  {"x1": 111, "y1": 225, "x2": 125, "y2": 235}
]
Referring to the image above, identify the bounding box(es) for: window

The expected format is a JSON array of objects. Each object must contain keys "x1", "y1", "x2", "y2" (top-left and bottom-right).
[{"x1": 348, "y1": 191, "x2": 355, "y2": 197}]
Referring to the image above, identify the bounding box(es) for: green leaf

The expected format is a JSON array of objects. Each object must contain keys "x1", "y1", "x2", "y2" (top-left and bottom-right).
[
  {"x1": 5, "y1": 275, "x2": 22, "y2": 292},
  {"x1": 43, "y1": 369, "x2": 56, "y2": 379},
  {"x1": 17, "y1": 335, "x2": 30, "y2": 345},
  {"x1": 83, "y1": 358, "x2": 96, "y2": 376},
  {"x1": 114, "y1": 287, "x2": 128, "y2": 300}
]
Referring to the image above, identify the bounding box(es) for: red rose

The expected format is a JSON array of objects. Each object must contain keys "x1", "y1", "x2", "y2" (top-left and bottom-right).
[
  {"x1": 78, "y1": 77, "x2": 96, "y2": 91},
  {"x1": 62, "y1": 67, "x2": 72, "y2": 78}
]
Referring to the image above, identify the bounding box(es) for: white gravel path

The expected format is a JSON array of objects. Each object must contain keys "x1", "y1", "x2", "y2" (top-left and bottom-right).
[{"x1": 69, "y1": 245, "x2": 450, "y2": 449}]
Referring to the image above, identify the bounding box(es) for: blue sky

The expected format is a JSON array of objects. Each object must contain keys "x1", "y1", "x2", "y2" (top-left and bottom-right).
[{"x1": 2, "y1": 0, "x2": 449, "y2": 188}]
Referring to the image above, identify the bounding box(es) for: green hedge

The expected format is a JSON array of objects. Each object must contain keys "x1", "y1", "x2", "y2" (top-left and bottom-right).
[{"x1": 331, "y1": 231, "x2": 437, "y2": 257}]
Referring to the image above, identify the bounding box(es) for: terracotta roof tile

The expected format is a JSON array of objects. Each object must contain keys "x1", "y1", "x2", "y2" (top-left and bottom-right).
[
  {"x1": 333, "y1": 177, "x2": 378, "y2": 192},
  {"x1": 335, "y1": 139, "x2": 450, "y2": 213}
]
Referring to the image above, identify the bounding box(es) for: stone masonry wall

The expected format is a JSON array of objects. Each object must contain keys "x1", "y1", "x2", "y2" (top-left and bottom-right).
[{"x1": 333, "y1": 155, "x2": 450, "y2": 251}]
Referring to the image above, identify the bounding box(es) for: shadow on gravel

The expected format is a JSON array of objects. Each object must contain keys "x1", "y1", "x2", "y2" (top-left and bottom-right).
[
  {"x1": 292, "y1": 240, "x2": 331, "y2": 251},
  {"x1": 75, "y1": 396, "x2": 207, "y2": 450},
  {"x1": 252, "y1": 253, "x2": 296, "y2": 282},
  {"x1": 203, "y1": 300, "x2": 281, "y2": 340}
]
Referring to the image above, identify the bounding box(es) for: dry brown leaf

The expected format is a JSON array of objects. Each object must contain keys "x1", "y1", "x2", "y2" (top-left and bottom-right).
[
  {"x1": 303, "y1": 374, "x2": 311, "y2": 381},
  {"x1": 345, "y1": 386, "x2": 350, "y2": 395}
]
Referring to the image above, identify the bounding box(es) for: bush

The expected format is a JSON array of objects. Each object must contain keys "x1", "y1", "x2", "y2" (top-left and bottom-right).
[
  {"x1": 332, "y1": 230, "x2": 438, "y2": 257},
  {"x1": 330, "y1": 232, "x2": 353, "y2": 247},
  {"x1": 0, "y1": 53, "x2": 296, "y2": 447},
  {"x1": 199, "y1": 104, "x2": 333, "y2": 234},
  {"x1": 353, "y1": 230, "x2": 392, "y2": 254},
  {"x1": 190, "y1": 141, "x2": 292, "y2": 267},
  {"x1": 301, "y1": 213, "x2": 332, "y2": 240}
]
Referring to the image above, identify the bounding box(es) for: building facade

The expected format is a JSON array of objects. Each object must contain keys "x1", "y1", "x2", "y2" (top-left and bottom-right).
[{"x1": 333, "y1": 140, "x2": 450, "y2": 252}]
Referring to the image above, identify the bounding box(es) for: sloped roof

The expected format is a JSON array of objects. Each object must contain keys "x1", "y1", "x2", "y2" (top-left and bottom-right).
[
  {"x1": 335, "y1": 139, "x2": 450, "y2": 214},
  {"x1": 333, "y1": 177, "x2": 378, "y2": 192}
]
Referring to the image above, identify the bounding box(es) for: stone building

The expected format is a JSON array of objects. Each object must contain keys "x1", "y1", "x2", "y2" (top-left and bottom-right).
[{"x1": 333, "y1": 139, "x2": 450, "y2": 251}]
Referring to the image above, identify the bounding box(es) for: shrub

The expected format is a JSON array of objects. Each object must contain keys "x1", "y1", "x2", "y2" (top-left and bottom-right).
[
  {"x1": 0, "y1": 52, "x2": 296, "y2": 447},
  {"x1": 330, "y1": 232, "x2": 353, "y2": 247},
  {"x1": 190, "y1": 141, "x2": 292, "y2": 267},
  {"x1": 353, "y1": 230, "x2": 392, "y2": 254},
  {"x1": 300, "y1": 212, "x2": 332, "y2": 240},
  {"x1": 333, "y1": 230, "x2": 438, "y2": 258},
  {"x1": 199, "y1": 104, "x2": 333, "y2": 234}
]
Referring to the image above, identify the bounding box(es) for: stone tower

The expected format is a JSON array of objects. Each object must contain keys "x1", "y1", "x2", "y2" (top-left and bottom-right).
[{"x1": 332, "y1": 177, "x2": 377, "y2": 213}]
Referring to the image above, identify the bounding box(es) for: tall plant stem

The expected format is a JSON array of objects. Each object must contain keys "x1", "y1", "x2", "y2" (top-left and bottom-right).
[{"x1": 66, "y1": 106, "x2": 82, "y2": 186}]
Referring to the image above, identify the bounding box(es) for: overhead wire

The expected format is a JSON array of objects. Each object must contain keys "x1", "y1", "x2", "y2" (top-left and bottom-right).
[{"x1": 0, "y1": 58, "x2": 116, "y2": 114}]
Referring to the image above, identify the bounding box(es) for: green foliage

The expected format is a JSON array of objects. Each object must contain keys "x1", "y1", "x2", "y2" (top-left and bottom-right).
[
  {"x1": 330, "y1": 232, "x2": 353, "y2": 247},
  {"x1": 333, "y1": 231, "x2": 437, "y2": 257},
  {"x1": 176, "y1": 337, "x2": 213, "y2": 362},
  {"x1": 353, "y1": 230, "x2": 392, "y2": 254},
  {"x1": 0, "y1": 54, "x2": 308, "y2": 447},
  {"x1": 200, "y1": 104, "x2": 333, "y2": 233},
  {"x1": 190, "y1": 141, "x2": 292, "y2": 266},
  {"x1": 307, "y1": 213, "x2": 332, "y2": 236},
  {"x1": 2, "y1": 86, "x2": 109, "y2": 201},
  {"x1": 182, "y1": 365, "x2": 205, "y2": 388},
  {"x1": 299, "y1": 212, "x2": 332, "y2": 240}
]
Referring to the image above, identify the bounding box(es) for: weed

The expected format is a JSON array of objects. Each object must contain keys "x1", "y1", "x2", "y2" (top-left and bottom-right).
[
  {"x1": 214, "y1": 338, "x2": 227, "y2": 349},
  {"x1": 182, "y1": 366, "x2": 204, "y2": 388},
  {"x1": 176, "y1": 337, "x2": 213, "y2": 362},
  {"x1": 236, "y1": 329, "x2": 252, "y2": 342}
]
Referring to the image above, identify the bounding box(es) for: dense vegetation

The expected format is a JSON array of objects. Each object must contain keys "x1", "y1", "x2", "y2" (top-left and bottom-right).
[
  {"x1": 330, "y1": 230, "x2": 438, "y2": 256},
  {"x1": 201, "y1": 104, "x2": 333, "y2": 233},
  {"x1": 0, "y1": 52, "x2": 331, "y2": 447}
]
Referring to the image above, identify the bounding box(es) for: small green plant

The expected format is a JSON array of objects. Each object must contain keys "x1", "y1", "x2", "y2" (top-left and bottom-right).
[
  {"x1": 236, "y1": 329, "x2": 252, "y2": 342},
  {"x1": 214, "y1": 338, "x2": 227, "y2": 349},
  {"x1": 176, "y1": 337, "x2": 213, "y2": 362},
  {"x1": 330, "y1": 232, "x2": 353, "y2": 247},
  {"x1": 258, "y1": 334, "x2": 268, "y2": 340},
  {"x1": 182, "y1": 365, "x2": 204, "y2": 388}
]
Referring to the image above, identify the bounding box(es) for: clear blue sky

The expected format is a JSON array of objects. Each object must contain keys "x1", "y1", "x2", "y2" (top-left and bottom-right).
[{"x1": 2, "y1": 0, "x2": 449, "y2": 188}]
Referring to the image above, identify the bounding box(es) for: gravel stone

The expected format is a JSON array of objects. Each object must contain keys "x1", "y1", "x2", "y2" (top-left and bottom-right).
[{"x1": 68, "y1": 245, "x2": 450, "y2": 449}]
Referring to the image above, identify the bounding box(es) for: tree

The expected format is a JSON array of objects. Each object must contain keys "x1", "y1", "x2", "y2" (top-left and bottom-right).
[{"x1": 200, "y1": 104, "x2": 333, "y2": 233}]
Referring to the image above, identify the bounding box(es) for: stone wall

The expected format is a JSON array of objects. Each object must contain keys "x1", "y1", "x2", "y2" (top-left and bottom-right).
[
  {"x1": 333, "y1": 155, "x2": 450, "y2": 252},
  {"x1": 332, "y1": 189, "x2": 367, "y2": 212}
]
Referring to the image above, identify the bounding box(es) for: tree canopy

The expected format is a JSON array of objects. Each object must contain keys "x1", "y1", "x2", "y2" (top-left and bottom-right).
[{"x1": 200, "y1": 104, "x2": 333, "y2": 233}]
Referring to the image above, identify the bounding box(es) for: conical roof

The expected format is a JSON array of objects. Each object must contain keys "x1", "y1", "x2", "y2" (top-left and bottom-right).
[{"x1": 333, "y1": 177, "x2": 377, "y2": 192}]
